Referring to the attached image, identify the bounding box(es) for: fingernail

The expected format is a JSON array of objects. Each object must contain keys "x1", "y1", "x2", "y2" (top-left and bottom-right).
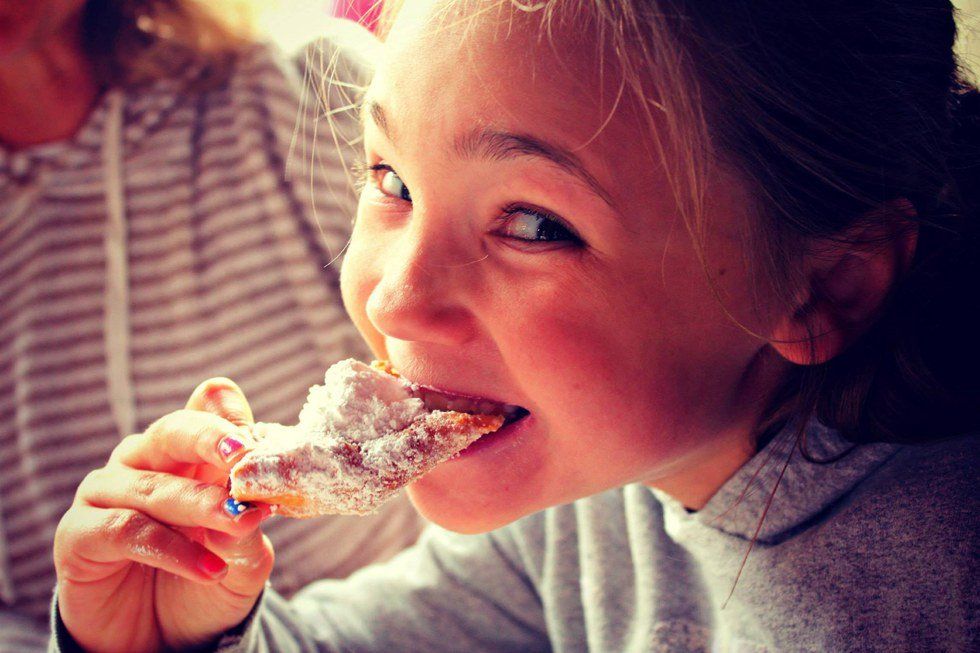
[
  {"x1": 218, "y1": 437, "x2": 244, "y2": 461},
  {"x1": 197, "y1": 551, "x2": 227, "y2": 578},
  {"x1": 223, "y1": 497, "x2": 256, "y2": 520}
]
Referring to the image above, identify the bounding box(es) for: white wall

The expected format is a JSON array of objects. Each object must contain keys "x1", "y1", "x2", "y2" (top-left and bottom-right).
[
  {"x1": 255, "y1": 0, "x2": 339, "y2": 56},
  {"x1": 955, "y1": 0, "x2": 980, "y2": 77}
]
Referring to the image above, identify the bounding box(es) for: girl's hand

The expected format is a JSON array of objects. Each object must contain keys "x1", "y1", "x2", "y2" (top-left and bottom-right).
[{"x1": 53, "y1": 379, "x2": 275, "y2": 653}]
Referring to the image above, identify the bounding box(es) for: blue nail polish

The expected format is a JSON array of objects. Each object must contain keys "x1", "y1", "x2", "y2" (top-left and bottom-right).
[{"x1": 223, "y1": 497, "x2": 252, "y2": 518}]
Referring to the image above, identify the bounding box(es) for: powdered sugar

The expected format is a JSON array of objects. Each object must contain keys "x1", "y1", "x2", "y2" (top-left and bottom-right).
[
  {"x1": 295, "y1": 359, "x2": 425, "y2": 446},
  {"x1": 228, "y1": 359, "x2": 504, "y2": 518}
]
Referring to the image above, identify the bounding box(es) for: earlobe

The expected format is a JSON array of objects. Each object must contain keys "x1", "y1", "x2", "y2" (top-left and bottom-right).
[
  {"x1": 770, "y1": 299, "x2": 849, "y2": 366},
  {"x1": 769, "y1": 199, "x2": 919, "y2": 366}
]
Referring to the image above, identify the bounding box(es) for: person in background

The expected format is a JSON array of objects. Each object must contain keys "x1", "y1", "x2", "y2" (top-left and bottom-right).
[{"x1": 0, "y1": 0, "x2": 421, "y2": 649}]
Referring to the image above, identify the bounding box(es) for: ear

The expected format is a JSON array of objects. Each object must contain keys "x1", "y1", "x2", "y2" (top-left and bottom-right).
[{"x1": 769, "y1": 199, "x2": 919, "y2": 366}]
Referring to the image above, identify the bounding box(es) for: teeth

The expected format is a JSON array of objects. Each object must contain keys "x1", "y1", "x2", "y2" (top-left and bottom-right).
[{"x1": 411, "y1": 385, "x2": 528, "y2": 424}]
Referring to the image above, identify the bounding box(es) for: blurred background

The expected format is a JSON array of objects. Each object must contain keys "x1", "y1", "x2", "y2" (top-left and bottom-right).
[
  {"x1": 249, "y1": 0, "x2": 980, "y2": 74},
  {"x1": 955, "y1": 0, "x2": 980, "y2": 73},
  {"x1": 216, "y1": 0, "x2": 380, "y2": 54}
]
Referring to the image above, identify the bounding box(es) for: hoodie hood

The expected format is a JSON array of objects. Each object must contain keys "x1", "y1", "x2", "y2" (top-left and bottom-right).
[{"x1": 651, "y1": 420, "x2": 902, "y2": 544}]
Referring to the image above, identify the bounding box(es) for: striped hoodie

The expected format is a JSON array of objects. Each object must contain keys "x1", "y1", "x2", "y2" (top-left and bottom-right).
[{"x1": 0, "y1": 20, "x2": 421, "y2": 650}]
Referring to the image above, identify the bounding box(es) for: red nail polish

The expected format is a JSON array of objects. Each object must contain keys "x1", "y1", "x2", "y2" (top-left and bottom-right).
[
  {"x1": 197, "y1": 551, "x2": 228, "y2": 578},
  {"x1": 218, "y1": 437, "x2": 244, "y2": 461}
]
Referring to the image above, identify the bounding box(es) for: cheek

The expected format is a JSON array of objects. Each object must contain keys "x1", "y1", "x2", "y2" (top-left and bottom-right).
[
  {"x1": 497, "y1": 265, "x2": 745, "y2": 454},
  {"x1": 487, "y1": 274, "x2": 665, "y2": 451},
  {"x1": 339, "y1": 216, "x2": 385, "y2": 357}
]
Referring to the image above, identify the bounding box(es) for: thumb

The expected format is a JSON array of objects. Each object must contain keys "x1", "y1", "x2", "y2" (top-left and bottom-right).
[{"x1": 186, "y1": 378, "x2": 255, "y2": 427}]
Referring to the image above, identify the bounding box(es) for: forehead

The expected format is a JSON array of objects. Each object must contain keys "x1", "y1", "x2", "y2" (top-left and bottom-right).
[{"x1": 370, "y1": 0, "x2": 663, "y2": 199}]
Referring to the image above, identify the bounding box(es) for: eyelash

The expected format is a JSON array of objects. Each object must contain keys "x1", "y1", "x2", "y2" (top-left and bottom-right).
[
  {"x1": 351, "y1": 160, "x2": 373, "y2": 194},
  {"x1": 352, "y1": 161, "x2": 583, "y2": 248}
]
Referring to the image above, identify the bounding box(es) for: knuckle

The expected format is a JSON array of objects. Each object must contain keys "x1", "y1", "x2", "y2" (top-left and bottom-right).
[
  {"x1": 192, "y1": 419, "x2": 216, "y2": 443},
  {"x1": 105, "y1": 509, "x2": 151, "y2": 544},
  {"x1": 141, "y1": 521, "x2": 180, "y2": 554},
  {"x1": 53, "y1": 508, "x2": 82, "y2": 559},
  {"x1": 54, "y1": 509, "x2": 113, "y2": 581},
  {"x1": 142, "y1": 414, "x2": 169, "y2": 437},
  {"x1": 76, "y1": 468, "x2": 104, "y2": 495},
  {"x1": 54, "y1": 542, "x2": 91, "y2": 582},
  {"x1": 168, "y1": 409, "x2": 219, "y2": 443},
  {"x1": 145, "y1": 409, "x2": 191, "y2": 438},
  {"x1": 189, "y1": 481, "x2": 221, "y2": 508},
  {"x1": 157, "y1": 409, "x2": 190, "y2": 433},
  {"x1": 150, "y1": 409, "x2": 213, "y2": 447},
  {"x1": 130, "y1": 471, "x2": 160, "y2": 502},
  {"x1": 109, "y1": 433, "x2": 142, "y2": 462}
]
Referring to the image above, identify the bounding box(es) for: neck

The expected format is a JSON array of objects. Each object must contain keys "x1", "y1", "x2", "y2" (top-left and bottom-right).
[
  {"x1": 0, "y1": 17, "x2": 100, "y2": 150},
  {"x1": 646, "y1": 429, "x2": 757, "y2": 511},
  {"x1": 645, "y1": 347, "x2": 790, "y2": 511}
]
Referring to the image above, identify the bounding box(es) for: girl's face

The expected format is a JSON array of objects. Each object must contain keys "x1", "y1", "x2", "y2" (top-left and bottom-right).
[{"x1": 341, "y1": 1, "x2": 789, "y2": 531}]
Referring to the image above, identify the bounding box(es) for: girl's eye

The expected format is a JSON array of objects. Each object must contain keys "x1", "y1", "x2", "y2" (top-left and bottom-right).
[
  {"x1": 372, "y1": 164, "x2": 412, "y2": 202},
  {"x1": 497, "y1": 207, "x2": 581, "y2": 245},
  {"x1": 358, "y1": 162, "x2": 580, "y2": 248}
]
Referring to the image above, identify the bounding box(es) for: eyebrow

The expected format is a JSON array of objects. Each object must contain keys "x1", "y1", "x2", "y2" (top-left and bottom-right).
[{"x1": 364, "y1": 100, "x2": 616, "y2": 209}]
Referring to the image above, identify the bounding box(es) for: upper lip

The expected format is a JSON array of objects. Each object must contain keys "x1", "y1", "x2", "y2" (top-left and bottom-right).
[
  {"x1": 391, "y1": 364, "x2": 530, "y2": 419},
  {"x1": 412, "y1": 380, "x2": 513, "y2": 408},
  {"x1": 392, "y1": 363, "x2": 512, "y2": 406},
  {"x1": 413, "y1": 384, "x2": 529, "y2": 421}
]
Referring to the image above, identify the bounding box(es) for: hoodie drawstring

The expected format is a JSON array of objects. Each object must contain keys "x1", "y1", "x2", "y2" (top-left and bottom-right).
[{"x1": 102, "y1": 90, "x2": 137, "y2": 439}]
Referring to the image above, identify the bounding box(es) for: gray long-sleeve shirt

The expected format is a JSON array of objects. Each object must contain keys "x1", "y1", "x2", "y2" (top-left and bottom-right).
[{"x1": 54, "y1": 420, "x2": 977, "y2": 652}]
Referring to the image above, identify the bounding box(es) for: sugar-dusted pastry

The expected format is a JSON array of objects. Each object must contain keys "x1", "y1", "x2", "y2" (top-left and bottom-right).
[{"x1": 228, "y1": 359, "x2": 525, "y2": 518}]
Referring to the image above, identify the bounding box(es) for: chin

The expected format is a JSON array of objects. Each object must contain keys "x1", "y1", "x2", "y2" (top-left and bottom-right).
[{"x1": 406, "y1": 481, "x2": 532, "y2": 534}]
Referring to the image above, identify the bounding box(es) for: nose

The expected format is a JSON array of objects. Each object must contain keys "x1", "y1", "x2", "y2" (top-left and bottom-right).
[{"x1": 365, "y1": 223, "x2": 478, "y2": 348}]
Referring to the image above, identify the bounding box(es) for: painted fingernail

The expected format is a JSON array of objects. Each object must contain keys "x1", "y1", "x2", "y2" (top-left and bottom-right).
[
  {"x1": 197, "y1": 551, "x2": 228, "y2": 578},
  {"x1": 218, "y1": 437, "x2": 243, "y2": 461},
  {"x1": 223, "y1": 497, "x2": 256, "y2": 519}
]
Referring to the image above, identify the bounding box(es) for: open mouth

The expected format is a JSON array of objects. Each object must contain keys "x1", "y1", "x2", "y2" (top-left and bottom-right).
[
  {"x1": 409, "y1": 384, "x2": 530, "y2": 428},
  {"x1": 370, "y1": 360, "x2": 531, "y2": 430}
]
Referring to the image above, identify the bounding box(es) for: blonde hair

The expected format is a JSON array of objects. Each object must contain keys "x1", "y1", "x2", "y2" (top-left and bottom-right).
[{"x1": 81, "y1": 0, "x2": 260, "y2": 86}]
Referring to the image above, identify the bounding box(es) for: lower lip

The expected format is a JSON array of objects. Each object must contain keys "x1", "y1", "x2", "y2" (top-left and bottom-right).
[{"x1": 451, "y1": 413, "x2": 534, "y2": 460}]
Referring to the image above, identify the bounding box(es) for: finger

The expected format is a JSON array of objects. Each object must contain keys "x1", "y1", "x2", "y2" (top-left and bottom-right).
[
  {"x1": 179, "y1": 519, "x2": 277, "y2": 597},
  {"x1": 186, "y1": 377, "x2": 254, "y2": 427},
  {"x1": 202, "y1": 527, "x2": 276, "y2": 598},
  {"x1": 110, "y1": 409, "x2": 254, "y2": 473},
  {"x1": 55, "y1": 505, "x2": 229, "y2": 586},
  {"x1": 78, "y1": 466, "x2": 271, "y2": 537}
]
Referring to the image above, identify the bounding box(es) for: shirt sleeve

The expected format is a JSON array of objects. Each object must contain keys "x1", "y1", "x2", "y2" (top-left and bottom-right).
[{"x1": 215, "y1": 524, "x2": 550, "y2": 653}]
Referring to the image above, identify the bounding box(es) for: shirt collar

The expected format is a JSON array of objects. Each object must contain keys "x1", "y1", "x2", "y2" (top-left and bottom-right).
[
  {"x1": 651, "y1": 420, "x2": 902, "y2": 543},
  {"x1": 0, "y1": 42, "x2": 210, "y2": 179}
]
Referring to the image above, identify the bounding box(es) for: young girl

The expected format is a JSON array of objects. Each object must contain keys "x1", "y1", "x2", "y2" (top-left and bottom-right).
[{"x1": 51, "y1": 0, "x2": 978, "y2": 651}]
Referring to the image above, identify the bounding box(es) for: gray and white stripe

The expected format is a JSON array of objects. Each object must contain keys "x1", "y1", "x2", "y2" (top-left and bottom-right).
[{"x1": 0, "y1": 23, "x2": 420, "y2": 643}]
